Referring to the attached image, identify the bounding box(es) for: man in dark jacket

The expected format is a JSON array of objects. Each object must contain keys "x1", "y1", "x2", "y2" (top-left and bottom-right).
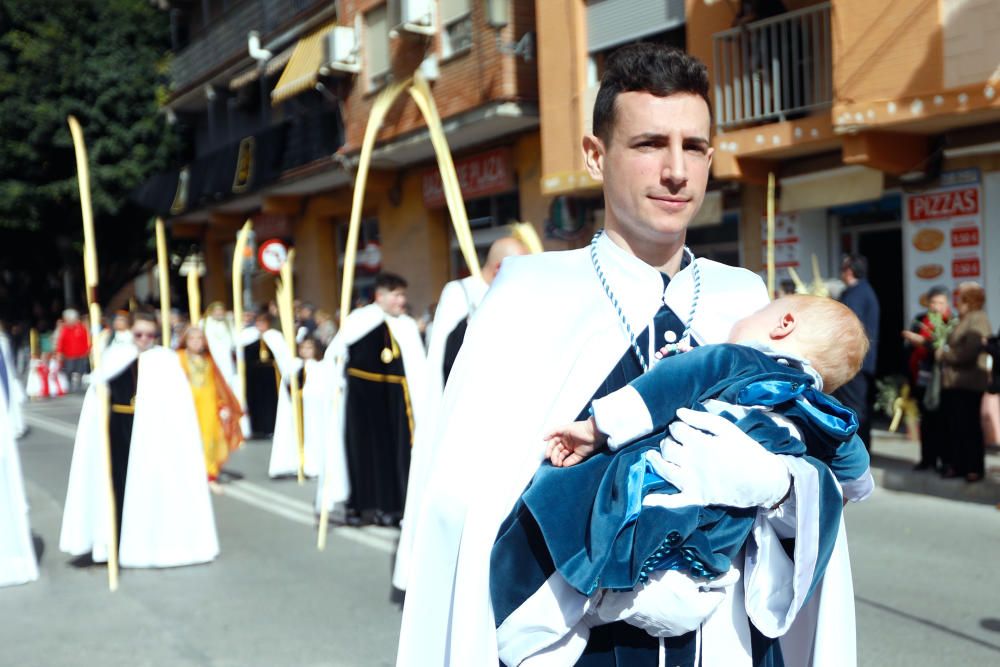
[{"x1": 835, "y1": 253, "x2": 880, "y2": 449}]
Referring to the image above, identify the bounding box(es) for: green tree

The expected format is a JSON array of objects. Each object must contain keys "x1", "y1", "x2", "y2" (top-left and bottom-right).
[{"x1": 0, "y1": 0, "x2": 176, "y2": 320}]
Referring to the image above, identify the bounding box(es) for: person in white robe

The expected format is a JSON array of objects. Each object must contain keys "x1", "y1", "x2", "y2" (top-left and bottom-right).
[
  {"x1": 202, "y1": 302, "x2": 238, "y2": 394},
  {"x1": 316, "y1": 273, "x2": 429, "y2": 527},
  {"x1": 392, "y1": 234, "x2": 529, "y2": 590},
  {"x1": 397, "y1": 44, "x2": 863, "y2": 667},
  {"x1": 59, "y1": 312, "x2": 218, "y2": 568},
  {"x1": 0, "y1": 330, "x2": 26, "y2": 437},
  {"x1": 0, "y1": 343, "x2": 38, "y2": 587},
  {"x1": 267, "y1": 337, "x2": 328, "y2": 478}
]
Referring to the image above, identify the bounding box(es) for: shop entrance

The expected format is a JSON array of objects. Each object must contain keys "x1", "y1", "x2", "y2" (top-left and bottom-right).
[{"x1": 835, "y1": 202, "x2": 906, "y2": 380}]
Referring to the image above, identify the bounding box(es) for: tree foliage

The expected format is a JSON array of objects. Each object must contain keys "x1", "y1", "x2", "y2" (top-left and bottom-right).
[{"x1": 0, "y1": 0, "x2": 176, "y2": 318}]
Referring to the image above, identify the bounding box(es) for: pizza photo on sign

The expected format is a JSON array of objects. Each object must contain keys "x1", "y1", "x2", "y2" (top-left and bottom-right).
[
  {"x1": 912, "y1": 228, "x2": 944, "y2": 252},
  {"x1": 915, "y1": 264, "x2": 944, "y2": 279}
]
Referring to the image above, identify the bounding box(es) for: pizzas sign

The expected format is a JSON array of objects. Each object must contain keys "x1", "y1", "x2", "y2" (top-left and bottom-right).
[{"x1": 907, "y1": 187, "x2": 979, "y2": 221}]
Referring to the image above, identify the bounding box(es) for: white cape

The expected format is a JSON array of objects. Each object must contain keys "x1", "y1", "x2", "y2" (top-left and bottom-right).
[
  {"x1": 1, "y1": 334, "x2": 26, "y2": 437},
  {"x1": 268, "y1": 331, "x2": 324, "y2": 478},
  {"x1": 393, "y1": 276, "x2": 487, "y2": 590},
  {"x1": 59, "y1": 345, "x2": 219, "y2": 568},
  {"x1": 315, "y1": 304, "x2": 430, "y2": 512},
  {"x1": 0, "y1": 381, "x2": 38, "y2": 587},
  {"x1": 396, "y1": 234, "x2": 859, "y2": 666},
  {"x1": 204, "y1": 317, "x2": 238, "y2": 393}
]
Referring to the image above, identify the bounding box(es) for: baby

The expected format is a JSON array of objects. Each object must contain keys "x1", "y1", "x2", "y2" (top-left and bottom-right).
[
  {"x1": 546, "y1": 294, "x2": 869, "y2": 476},
  {"x1": 491, "y1": 296, "x2": 874, "y2": 666}
]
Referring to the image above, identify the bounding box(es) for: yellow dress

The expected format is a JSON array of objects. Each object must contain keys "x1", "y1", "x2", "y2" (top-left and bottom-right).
[{"x1": 179, "y1": 351, "x2": 229, "y2": 479}]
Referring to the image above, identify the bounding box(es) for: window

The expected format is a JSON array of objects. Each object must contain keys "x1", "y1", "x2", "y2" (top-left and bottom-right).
[
  {"x1": 449, "y1": 191, "x2": 521, "y2": 278},
  {"x1": 365, "y1": 4, "x2": 391, "y2": 90},
  {"x1": 440, "y1": 0, "x2": 472, "y2": 59}
]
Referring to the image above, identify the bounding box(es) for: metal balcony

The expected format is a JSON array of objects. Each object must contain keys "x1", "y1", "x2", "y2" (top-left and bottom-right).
[
  {"x1": 170, "y1": 0, "x2": 327, "y2": 94},
  {"x1": 712, "y1": 2, "x2": 832, "y2": 131}
]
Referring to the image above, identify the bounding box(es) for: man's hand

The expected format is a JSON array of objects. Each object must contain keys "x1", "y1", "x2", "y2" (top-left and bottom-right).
[
  {"x1": 594, "y1": 567, "x2": 739, "y2": 637},
  {"x1": 643, "y1": 408, "x2": 791, "y2": 510},
  {"x1": 543, "y1": 417, "x2": 607, "y2": 467}
]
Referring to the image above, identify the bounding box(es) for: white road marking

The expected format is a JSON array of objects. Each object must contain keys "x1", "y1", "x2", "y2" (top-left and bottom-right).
[
  {"x1": 23, "y1": 414, "x2": 78, "y2": 439},
  {"x1": 22, "y1": 409, "x2": 399, "y2": 555}
]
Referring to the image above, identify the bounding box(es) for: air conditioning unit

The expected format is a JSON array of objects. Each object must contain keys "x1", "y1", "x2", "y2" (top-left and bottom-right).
[
  {"x1": 323, "y1": 26, "x2": 361, "y2": 74},
  {"x1": 390, "y1": 0, "x2": 436, "y2": 38}
]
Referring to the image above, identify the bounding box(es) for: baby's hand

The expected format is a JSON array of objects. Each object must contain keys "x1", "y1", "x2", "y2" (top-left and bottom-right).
[{"x1": 543, "y1": 417, "x2": 605, "y2": 467}]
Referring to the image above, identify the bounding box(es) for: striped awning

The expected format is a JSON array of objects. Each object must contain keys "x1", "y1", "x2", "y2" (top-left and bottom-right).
[
  {"x1": 271, "y1": 21, "x2": 338, "y2": 105},
  {"x1": 228, "y1": 44, "x2": 296, "y2": 91}
]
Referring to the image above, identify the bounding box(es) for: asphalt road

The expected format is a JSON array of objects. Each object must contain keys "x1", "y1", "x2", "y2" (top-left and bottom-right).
[{"x1": 3, "y1": 396, "x2": 1000, "y2": 666}]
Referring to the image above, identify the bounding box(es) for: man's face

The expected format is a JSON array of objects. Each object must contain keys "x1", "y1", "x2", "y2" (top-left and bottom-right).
[
  {"x1": 375, "y1": 287, "x2": 407, "y2": 317},
  {"x1": 211, "y1": 305, "x2": 225, "y2": 320},
  {"x1": 255, "y1": 317, "x2": 269, "y2": 332},
  {"x1": 585, "y1": 92, "x2": 713, "y2": 247},
  {"x1": 113, "y1": 315, "x2": 128, "y2": 332},
  {"x1": 132, "y1": 322, "x2": 157, "y2": 353},
  {"x1": 927, "y1": 294, "x2": 950, "y2": 316}
]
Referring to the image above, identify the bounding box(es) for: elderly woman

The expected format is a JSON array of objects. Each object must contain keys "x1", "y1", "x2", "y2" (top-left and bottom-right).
[{"x1": 938, "y1": 282, "x2": 992, "y2": 482}]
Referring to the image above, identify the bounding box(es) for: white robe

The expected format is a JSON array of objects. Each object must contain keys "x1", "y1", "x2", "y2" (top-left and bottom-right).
[
  {"x1": 392, "y1": 276, "x2": 488, "y2": 591},
  {"x1": 0, "y1": 380, "x2": 38, "y2": 587},
  {"x1": 1, "y1": 334, "x2": 26, "y2": 437},
  {"x1": 59, "y1": 345, "x2": 219, "y2": 568},
  {"x1": 396, "y1": 234, "x2": 859, "y2": 666},
  {"x1": 267, "y1": 331, "x2": 323, "y2": 478},
  {"x1": 203, "y1": 317, "x2": 238, "y2": 394},
  {"x1": 315, "y1": 304, "x2": 430, "y2": 513}
]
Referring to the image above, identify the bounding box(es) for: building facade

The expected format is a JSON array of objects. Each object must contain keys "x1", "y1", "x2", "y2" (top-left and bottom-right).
[{"x1": 145, "y1": 0, "x2": 540, "y2": 316}]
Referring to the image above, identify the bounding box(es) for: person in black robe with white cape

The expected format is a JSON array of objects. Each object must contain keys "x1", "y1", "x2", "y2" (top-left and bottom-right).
[
  {"x1": 397, "y1": 45, "x2": 864, "y2": 667},
  {"x1": 60, "y1": 312, "x2": 218, "y2": 568},
  {"x1": 316, "y1": 273, "x2": 429, "y2": 527},
  {"x1": 240, "y1": 312, "x2": 281, "y2": 438}
]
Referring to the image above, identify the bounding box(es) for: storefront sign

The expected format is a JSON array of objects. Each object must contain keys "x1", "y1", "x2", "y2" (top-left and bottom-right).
[
  {"x1": 902, "y1": 172, "x2": 984, "y2": 321},
  {"x1": 232, "y1": 136, "x2": 256, "y2": 194},
  {"x1": 422, "y1": 148, "x2": 515, "y2": 208},
  {"x1": 252, "y1": 213, "x2": 291, "y2": 239}
]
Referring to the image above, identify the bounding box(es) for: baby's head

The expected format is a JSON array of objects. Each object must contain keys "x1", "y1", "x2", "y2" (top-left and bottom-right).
[{"x1": 727, "y1": 295, "x2": 869, "y2": 392}]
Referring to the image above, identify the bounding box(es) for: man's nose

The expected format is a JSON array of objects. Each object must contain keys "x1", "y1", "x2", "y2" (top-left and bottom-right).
[{"x1": 661, "y1": 143, "x2": 687, "y2": 184}]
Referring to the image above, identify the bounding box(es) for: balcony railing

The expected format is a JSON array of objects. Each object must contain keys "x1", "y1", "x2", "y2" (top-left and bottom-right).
[
  {"x1": 171, "y1": 0, "x2": 327, "y2": 94},
  {"x1": 712, "y1": 2, "x2": 832, "y2": 131}
]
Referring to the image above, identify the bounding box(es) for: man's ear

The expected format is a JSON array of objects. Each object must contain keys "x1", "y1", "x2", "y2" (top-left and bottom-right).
[
  {"x1": 770, "y1": 311, "x2": 796, "y2": 340},
  {"x1": 582, "y1": 134, "x2": 606, "y2": 182}
]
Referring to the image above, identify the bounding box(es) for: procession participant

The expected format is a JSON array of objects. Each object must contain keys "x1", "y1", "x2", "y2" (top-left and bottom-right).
[
  {"x1": 493, "y1": 295, "x2": 873, "y2": 665},
  {"x1": 0, "y1": 324, "x2": 26, "y2": 435},
  {"x1": 240, "y1": 312, "x2": 281, "y2": 438},
  {"x1": 268, "y1": 338, "x2": 328, "y2": 479},
  {"x1": 59, "y1": 311, "x2": 219, "y2": 568},
  {"x1": 202, "y1": 302, "x2": 238, "y2": 394},
  {"x1": 106, "y1": 310, "x2": 134, "y2": 348},
  {"x1": 177, "y1": 326, "x2": 243, "y2": 483},
  {"x1": 0, "y1": 345, "x2": 38, "y2": 587},
  {"x1": 391, "y1": 234, "x2": 529, "y2": 590},
  {"x1": 316, "y1": 272, "x2": 429, "y2": 527},
  {"x1": 397, "y1": 44, "x2": 861, "y2": 667}
]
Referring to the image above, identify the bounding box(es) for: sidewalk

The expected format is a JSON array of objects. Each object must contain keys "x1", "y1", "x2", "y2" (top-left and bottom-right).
[{"x1": 868, "y1": 429, "x2": 1000, "y2": 506}]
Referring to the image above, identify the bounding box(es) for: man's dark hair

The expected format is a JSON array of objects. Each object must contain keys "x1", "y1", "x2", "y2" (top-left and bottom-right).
[
  {"x1": 132, "y1": 309, "x2": 158, "y2": 329},
  {"x1": 926, "y1": 284, "x2": 949, "y2": 300},
  {"x1": 841, "y1": 253, "x2": 868, "y2": 280},
  {"x1": 255, "y1": 311, "x2": 274, "y2": 327},
  {"x1": 375, "y1": 272, "x2": 408, "y2": 292},
  {"x1": 592, "y1": 43, "x2": 712, "y2": 144}
]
